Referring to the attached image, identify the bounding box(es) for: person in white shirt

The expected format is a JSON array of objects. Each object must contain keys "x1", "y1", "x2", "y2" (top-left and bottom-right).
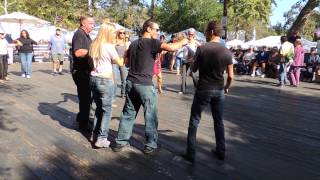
[
  {"x1": 0, "y1": 31, "x2": 9, "y2": 81},
  {"x1": 278, "y1": 36, "x2": 294, "y2": 87}
]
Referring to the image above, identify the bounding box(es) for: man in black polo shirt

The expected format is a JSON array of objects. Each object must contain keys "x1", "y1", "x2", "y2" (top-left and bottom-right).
[
  {"x1": 71, "y1": 16, "x2": 94, "y2": 131},
  {"x1": 113, "y1": 19, "x2": 188, "y2": 154},
  {"x1": 183, "y1": 21, "x2": 234, "y2": 162}
]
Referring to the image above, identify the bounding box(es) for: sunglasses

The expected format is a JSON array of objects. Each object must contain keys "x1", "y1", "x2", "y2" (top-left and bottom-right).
[
  {"x1": 0, "y1": 33, "x2": 4, "y2": 35},
  {"x1": 152, "y1": 28, "x2": 160, "y2": 32},
  {"x1": 118, "y1": 32, "x2": 125, "y2": 35}
]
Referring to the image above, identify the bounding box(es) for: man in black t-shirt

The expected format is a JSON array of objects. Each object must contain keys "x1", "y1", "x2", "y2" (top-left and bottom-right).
[
  {"x1": 113, "y1": 19, "x2": 188, "y2": 154},
  {"x1": 182, "y1": 21, "x2": 234, "y2": 162},
  {"x1": 71, "y1": 16, "x2": 94, "y2": 131}
]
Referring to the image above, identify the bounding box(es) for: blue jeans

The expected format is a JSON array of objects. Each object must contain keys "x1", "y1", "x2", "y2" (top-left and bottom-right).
[
  {"x1": 113, "y1": 64, "x2": 127, "y2": 97},
  {"x1": 20, "y1": 53, "x2": 33, "y2": 75},
  {"x1": 90, "y1": 76, "x2": 114, "y2": 139},
  {"x1": 279, "y1": 62, "x2": 289, "y2": 85},
  {"x1": 187, "y1": 89, "x2": 225, "y2": 158},
  {"x1": 116, "y1": 80, "x2": 158, "y2": 149}
]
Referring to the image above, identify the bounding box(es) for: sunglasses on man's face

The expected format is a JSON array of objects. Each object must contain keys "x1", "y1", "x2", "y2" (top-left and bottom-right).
[
  {"x1": 151, "y1": 28, "x2": 160, "y2": 32},
  {"x1": 0, "y1": 33, "x2": 4, "y2": 35}
]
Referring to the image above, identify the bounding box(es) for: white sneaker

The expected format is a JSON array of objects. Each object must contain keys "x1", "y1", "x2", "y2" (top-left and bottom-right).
[
  {"x1": 95, "y1": 138, "x2": 110, "y2": 148},
  {"x1": 26, "y1": 75, "x2": 31, "y2": 79},
  {"x1": 261, "y1": 74, "x2": 265, "y2": 78},
  {"x1": 21, "y1": 74, "x2": 26, "y2": 78},
  {"x1": 250, "y1": 73, "x2": 255, "y2": 77}
]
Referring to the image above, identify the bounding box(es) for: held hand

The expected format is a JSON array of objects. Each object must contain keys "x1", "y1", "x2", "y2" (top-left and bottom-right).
[
  {"x1": 224, "y1": 86, "x2": 229, "y2": 94},
  {"x1": 117, "y1": 57, "x2": 124, "y2": 67}
]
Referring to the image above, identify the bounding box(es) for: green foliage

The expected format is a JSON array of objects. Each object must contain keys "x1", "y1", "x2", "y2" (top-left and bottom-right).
[
  {"x1": 4, "y1": 0, "x2": 89, "y2": 30},
  {"x1": 227, "y1": 0, "x2": 273, "y2": 40},
  {"x1": 154, "y1": 0, "x2": 223, "y2": 33}
]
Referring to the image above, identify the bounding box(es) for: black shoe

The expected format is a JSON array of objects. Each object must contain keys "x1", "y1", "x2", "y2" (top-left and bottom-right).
[
  {"x1": 143, "y1": 146, "x2": 157, "y2": 154},
  {"x1": 181, "y1": 153, "x2": 195, "y2": 163},
  {"x1": 58, "y1": 72, "x2": 63, "y2": 75},
  {"x1": 79, "y1": 123, "x2": 90, "y2": 132},
  {"x1": 112, "y1": 143, "x2": 128, "y2": 152},
  {"x1": 212, "y1": 150, "x2": 225, "y2": 160}
]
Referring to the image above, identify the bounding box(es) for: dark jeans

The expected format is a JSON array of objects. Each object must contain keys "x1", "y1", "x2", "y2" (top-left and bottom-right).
[
  {"x1": 187, "y1": 89, "x2": 225, "y2": 158},
  {"x1": 180, "y1": 62, "x2": 197, "y2": 93},
  {"x1": 116, "y1": 80, "x2": 158, "y2": 149},
  {"x1": 90, "y1": 76, "x2": 114, "y2": 139},
  {"x1": 0, "y1": 55, "x2": 8, "y2": 79},
  {"x1": 72, "y1": 70, "x2": 91, "y2": 127}
]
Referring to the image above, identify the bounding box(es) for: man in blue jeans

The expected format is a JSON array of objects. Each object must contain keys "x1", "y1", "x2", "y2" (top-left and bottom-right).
[
  {"x1": 182, "y1": 21, "x2": 234, "y2": 162},
  {"x1": 113, "y1": 19, "x2": 188, "y2": 154}
]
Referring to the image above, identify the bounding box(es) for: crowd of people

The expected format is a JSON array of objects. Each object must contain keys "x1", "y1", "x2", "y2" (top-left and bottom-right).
[
  {"x1": 231, "y1": 37, "x2": 320, "y2": 87},
  {"x1": 69, "y1": 16, "x2": 233, "y2": 162},
  {"x1": 1, "y1": 15, "x2": 319, "y2": 163}
]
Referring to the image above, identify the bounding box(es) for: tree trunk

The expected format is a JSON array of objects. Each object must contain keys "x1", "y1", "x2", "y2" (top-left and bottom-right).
[
  {"x1": 150, "y1": 0, "x2": 155, "y2": 18},
  {"x1": 288, "y1": 0, "x2": 320, "y2": 36}
]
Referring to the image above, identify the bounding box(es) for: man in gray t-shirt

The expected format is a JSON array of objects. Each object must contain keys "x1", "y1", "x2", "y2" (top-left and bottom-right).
[{"x1": 49, "y1": 28, "x2": 66, "y2": 75}]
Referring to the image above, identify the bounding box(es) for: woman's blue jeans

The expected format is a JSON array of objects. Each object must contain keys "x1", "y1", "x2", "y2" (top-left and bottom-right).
[
  {"x1": 19, "y1": 53, "x2": 33, "y2": 75},
  {"x1": 90, "y1": 76, "x2": 114, "y2": 139}
]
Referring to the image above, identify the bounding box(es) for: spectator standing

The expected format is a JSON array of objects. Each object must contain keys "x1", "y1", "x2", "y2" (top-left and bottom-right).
[
  {"x1": 114, "y1": 28, "x2": 130, "y2": 98},
  {"x1": 153, "y1": 34, "x2": 166, "y2": 94},
  {"x1": 71, "y1": 16, "x2": 95, "y2": 131},
  {"x1": 279, "y1": 36, "x2": 294, "y2": 87},
  {"x1": 183, "y1": 21, "x2": 233, "y2": 163},
  {"x1": 113, "y1": 19, "x2": 188, "y2": 154},
  {"x1": 0, "y1": 30, "x2": 9, "y2": 82},
  {"x1": 289, "y1": 39, "x2": 304, "y2": 87},
  {"x1": 49, "y1": 28, "x2": 66, "y2": 75},
  {"x1": 179, "y1": 28, "x2": 201, "y2": 94},
  {"x1": 16, "y1": 30, "x2": 37, "y2": 79}
]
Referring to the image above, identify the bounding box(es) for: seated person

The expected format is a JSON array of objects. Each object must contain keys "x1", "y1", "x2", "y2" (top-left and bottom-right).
[
  {"x1": 242, "y1": 47, "x2": 256, "y2": 75},
  {"x1": 302, "y1": 47, "x2": 320, "y2": 82},
  {"x1": 266, "y1": 47, "x2": 280, "y2": 78},
  {"x1": 252, "y1": 46, "x2": 269, "y2": 77}
]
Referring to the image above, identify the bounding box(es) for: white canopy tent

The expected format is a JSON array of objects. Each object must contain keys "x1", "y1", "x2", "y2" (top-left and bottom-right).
[
  {"x1": 0, "y1": 12, "x2": 51, "y2": 40},
  {"x1": 226, "y1": 39, "x2": 248, "y2": 49},
  {"x1": 245, "y1": 35, "x2": 317, "y2": 52}
]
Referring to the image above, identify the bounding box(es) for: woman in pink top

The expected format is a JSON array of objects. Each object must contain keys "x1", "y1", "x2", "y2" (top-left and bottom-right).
[
  {"x1": 290, "y1": 39, "x2": 304, "y2": 87},
  {"x1": 89, "y1": 23, "x2": 123, "y2": 148}
]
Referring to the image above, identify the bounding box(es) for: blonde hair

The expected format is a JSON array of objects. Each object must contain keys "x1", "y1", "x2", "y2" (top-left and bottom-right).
[
  {"x1": 175, "y1": 32, "x2": 185, "y2": 41},
  {"x1": 89, "y1": 22, "x2": 116, "y2": 60},
  {"x1": 295, "y1": 39, "x2": 303, "y2": 46}
]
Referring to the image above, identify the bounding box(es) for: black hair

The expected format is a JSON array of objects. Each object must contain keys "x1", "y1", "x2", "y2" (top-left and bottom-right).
[
  {"x1": 205, "y1": 21, "x2": 223, "y2": 41},
  {"x1": 141, "y1": 19, "x2": 157, "y2": 34},
  {"x1": 20, "y1": 30, "x2": 30, "y2": 39},
  {"x1": 280, "y1": 36, "x2": 287, "y2": 43}
]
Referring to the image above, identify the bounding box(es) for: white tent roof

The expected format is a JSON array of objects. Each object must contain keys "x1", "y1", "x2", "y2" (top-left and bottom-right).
[
  {"x1": 0, "y1": 12, "x2": 50, "y2": 25},
  {"x1": 245, "y1": 35, "x2": 317, "y2": 52},
  {"x1": 245, "y1": 36, "x2": 281, "y2": 48},
  {"x1": 226, "y1": 39, "x2": 247, "y2": 49}
]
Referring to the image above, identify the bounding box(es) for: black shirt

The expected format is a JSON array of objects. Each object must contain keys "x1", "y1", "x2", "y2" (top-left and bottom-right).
[
  {"x1": 72, "y1": 28, "x2": 92, "y2": 72},
  {"x1": 17, "y1": 37, "x2": 37, "y2": 53},
  {"x1": 126, "y1": 38, "x2": 162, "y2": 85},
  {"x1": 194, "y1": 42, "x2": 232, "y2": 90}
]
